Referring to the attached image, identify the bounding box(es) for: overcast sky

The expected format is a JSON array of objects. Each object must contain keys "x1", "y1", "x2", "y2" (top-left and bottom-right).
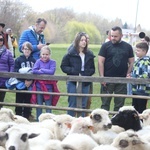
[{"x1": 22, "y1": 0, "x2": 149, "y2": 30}]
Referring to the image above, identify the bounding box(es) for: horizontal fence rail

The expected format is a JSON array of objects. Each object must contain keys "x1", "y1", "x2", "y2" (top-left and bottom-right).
[{"x1": 0, "y1": 72, "x2": 150, "y2": 116}]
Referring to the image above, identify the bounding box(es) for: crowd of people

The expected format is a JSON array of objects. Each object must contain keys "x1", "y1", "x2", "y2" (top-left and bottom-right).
[{"x1": 0, "y1": 18, "x2": 150, "y2": 121}]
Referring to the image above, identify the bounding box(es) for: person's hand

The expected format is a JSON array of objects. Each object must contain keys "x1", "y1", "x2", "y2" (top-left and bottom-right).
[
  {"x1": 126, "y1": 73, "x2": 131, "y2": 78},
  {"x1": 37, "y1": 43, "x2": 46, "y2": 50}
]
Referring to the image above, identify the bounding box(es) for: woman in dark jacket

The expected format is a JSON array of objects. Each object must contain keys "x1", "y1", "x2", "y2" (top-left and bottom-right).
[
  {"x1": 61, "y1": 32, "x2": 95, "y2": 117},
  {"x1": 0, "y1": 33, "x2": 14, "y2": 108}
]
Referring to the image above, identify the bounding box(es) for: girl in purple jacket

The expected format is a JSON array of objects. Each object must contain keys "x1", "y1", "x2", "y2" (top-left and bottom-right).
[
  {"x1": 0, "y1": 33, "x2": 14, "y2": 108},
  {"x1": 32, "y1": 45, "x2": 57, "y2": 121}
]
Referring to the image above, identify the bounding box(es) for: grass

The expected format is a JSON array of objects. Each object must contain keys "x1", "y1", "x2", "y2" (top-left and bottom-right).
[{"x1": 5, "y1": 44, "x2": 134, "y2": 116}]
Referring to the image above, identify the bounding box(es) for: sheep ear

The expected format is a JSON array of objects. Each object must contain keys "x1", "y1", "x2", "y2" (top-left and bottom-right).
[
  {"x1": 0, "y1": 132, "x2": 8, "y2": 141},
  {"x1": 65, "y1": 122, "x2": 72, "y2": 129},
  {"x1": 28, "y1": 133, "x2": 39, "y2": 139},
  {"x1": 21, "y1": 133, "x2": 28, "y2": 142},
  {"x1": 88, "y1": 125, "x2": 94, "y2": 131},
  {"x1": 90, "y1": 114, "x2": 92, "y2": 119},
  {"x1": 132, "y1": 139, "x2": 145, "y2": 145}
]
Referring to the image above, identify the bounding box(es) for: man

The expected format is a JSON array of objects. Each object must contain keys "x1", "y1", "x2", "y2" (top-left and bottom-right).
[
  {"x1": 19, "y1": 18, "x2": 47, "y2": 60},
  {"x1": 0, "y1": 23, "x2": 13, "y2": 56},
  {"x1": 6, "y1": 28, "x2": 18, "y2": 58},
  {"x1": 98, "y1": 26, "x2": 134, "y2": 111}
]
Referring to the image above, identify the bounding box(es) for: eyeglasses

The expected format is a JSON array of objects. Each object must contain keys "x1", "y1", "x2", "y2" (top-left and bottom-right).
[{"x1": 0, "y1": 38, "x2": 4, "y2": 42}]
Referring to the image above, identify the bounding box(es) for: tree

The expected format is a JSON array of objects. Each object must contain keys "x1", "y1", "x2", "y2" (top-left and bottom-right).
[{"x1": 123, "y1": 22, "x2": 128, "y2": 29}]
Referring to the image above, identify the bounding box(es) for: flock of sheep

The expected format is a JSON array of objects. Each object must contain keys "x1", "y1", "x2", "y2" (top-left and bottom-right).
[{"x1": 0, "y1": 106, "x2": 150, "y2": 150}]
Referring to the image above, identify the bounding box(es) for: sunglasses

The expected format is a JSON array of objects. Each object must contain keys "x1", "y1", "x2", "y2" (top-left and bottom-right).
[{"x1": 0, "y1": 38, "x2": 4, "y2": 42}]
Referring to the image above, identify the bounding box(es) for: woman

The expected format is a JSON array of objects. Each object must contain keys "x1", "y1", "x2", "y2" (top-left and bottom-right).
[
  {"x1": 0, "y1": 33, "x2": 14, "y2": 108},
  {"x1": 61, "y1": 32, "x2": 95, "y2": 117}
]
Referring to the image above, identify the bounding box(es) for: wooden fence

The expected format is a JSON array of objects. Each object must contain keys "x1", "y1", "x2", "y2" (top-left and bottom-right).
[{"x1": 0, "y1": 72, "x2": 150, "y2": 116}]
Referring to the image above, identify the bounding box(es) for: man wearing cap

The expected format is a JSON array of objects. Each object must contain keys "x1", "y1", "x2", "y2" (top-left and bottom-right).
[{"x1": 0, "y1": 23, "x2": 13, "y2": 57}]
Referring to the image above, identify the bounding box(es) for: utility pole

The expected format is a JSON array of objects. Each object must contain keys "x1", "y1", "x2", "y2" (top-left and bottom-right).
[{"x1": 134, "y1": 0, "x2": 139, "y2": 32}]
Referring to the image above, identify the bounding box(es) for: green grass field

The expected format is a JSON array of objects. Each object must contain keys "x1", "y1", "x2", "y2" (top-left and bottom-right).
[{"x1": 5, "y1": 44, "x2": 134, "y2": 115}]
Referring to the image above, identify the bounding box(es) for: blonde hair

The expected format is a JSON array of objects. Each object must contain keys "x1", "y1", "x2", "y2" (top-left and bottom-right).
[{"x1": 40, "y1": 45, "x2": 51, "y2": 55}]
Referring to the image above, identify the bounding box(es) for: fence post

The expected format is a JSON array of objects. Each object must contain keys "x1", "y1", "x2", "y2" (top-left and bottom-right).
[{"x1": 76, "y1": 81, "x2": 82, "y2": 117}]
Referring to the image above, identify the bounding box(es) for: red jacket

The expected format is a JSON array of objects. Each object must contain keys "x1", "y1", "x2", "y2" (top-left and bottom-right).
[{"x1": 30, "y1": 80, "x2": 60, "y2": 106}]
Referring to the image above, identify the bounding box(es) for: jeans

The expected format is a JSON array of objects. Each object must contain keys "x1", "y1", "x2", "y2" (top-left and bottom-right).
[
  {"x1": 101, "y1": 83, "x2": 127, "y2": 111},
  {"x1": 67, "y1": 81, "x2": 90, "y2": 117},
  {"x1": 36, "y1": 87, "x2": 52, "y2": 121},
  {"x1": 127, "y1": 83, "x2": 132, "y2": 95}
]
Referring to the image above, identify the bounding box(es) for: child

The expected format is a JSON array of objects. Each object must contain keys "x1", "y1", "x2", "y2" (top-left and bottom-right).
[
  {"x1": 14, "y1": 41, "x2": 36, "y2": 120},
  {"x1": 31, "y1": 45, "x2": 59, "y2": 121},
  {"x1": 0, "y1": 33, "x2": 14, "y2": 108},
  {"x1": 131, "y1": 42, "x2": 150, "y2": 113}
]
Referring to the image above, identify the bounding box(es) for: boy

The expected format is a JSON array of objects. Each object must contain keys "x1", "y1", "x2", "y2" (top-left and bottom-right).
[
  {"x1": 14, "y1": 42, "x2": 36, "y2": 120},
  {"x1": 131, "y1": 42, "x2": 150, "y2": 113}
]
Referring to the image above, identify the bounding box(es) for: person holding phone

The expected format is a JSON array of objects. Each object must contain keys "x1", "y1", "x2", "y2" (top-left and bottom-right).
[{"x1": 19, "y1": 18, "x2": 47, "y2": 60}]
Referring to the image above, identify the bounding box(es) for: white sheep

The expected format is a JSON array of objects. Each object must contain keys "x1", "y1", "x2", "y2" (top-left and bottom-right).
[
  {"x1": 14, "y1": 115, "x2": 30, "y2": 124},
  {"x1": 90, "y1": 108, "x2": 112, "y2": 133},
  {"x1": 139, "y1": 109, "x2": 150, "y2": 126},
  {"x1": 2, "y1": 126, "x2": 38, "y2": 150},
  {"x1": 92, "y1": 145, "x2": 118, "y2": 150},
  {"x1": 111, "y1": 130, "x2": 150, "y2": 150},
  {"x1": 40, "y1": 114, "x2": 74, "y2": 140},
  {"x1": 38, "y1": 113, "x2": 56, "y2": 122},
  {"x1": 62, "y1": 133, "x2": 98, "y2": 150},
  {"x1": 0, "y1": 108, "x2": 15, "y2": 122}
]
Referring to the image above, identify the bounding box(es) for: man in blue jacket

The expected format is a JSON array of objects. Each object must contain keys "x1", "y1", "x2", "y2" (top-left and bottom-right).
[{"x1": 19, "y1": 18, "x2": 47, "y2": 60}]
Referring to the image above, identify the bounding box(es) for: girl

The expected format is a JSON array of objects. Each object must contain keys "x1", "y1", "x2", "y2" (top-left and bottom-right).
[
  {"x1": 31, "y1": 46, "x2": 59, "y2": 121},
  {"x1": 61, "y1": 32, "x2": 95, "y2": 117}
]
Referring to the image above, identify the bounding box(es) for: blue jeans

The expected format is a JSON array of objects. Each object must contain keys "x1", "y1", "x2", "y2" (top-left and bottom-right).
[
  {"x1": 36, "y1": 87, "x2": 52, "y2": 121},
  {"x1": 67, "y1": 81, "x2": 90, "y2": 117}
]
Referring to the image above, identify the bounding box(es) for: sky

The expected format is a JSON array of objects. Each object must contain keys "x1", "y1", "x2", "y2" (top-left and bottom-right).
[{"x1": 22, "y1": 0, "x2": 150, "y2": 30}]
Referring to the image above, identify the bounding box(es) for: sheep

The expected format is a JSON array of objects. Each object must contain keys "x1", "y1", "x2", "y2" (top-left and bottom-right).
[
  {"x1": 67, "y1": 117, "x2": 94, "y2": 136},
  {"x1": 39, "y1": 114, "x2": 74, "y2": 140},
  {"x1": 14, "y1": 115, "x2": 30, "y2": 124},
  {"x1": 0, "y1": 108, "x2": 15, "y2": 122},
  {"x1": 62, "y1": 133, "x2": 98, "y2": 150},
  {"x1": 38, "y1": 113, "x2": 56, "y2": 122},
  {"x1": 0, "y1": 126, "x2": 39, "y2": 150},
  {"x1": 111, "y1": 106, "x2": 142, "y2": 131},
  {"x1": 90, "y1": 108, "x2": 112, "y2": 133},
  {"x1": 111, "y1": 130, "x2": 150, "y2": 150},
  {"x1": 44, "y1": 139, "x2": 76, "y2": 150},
  {"x1": 0, "y1": 108, "x2": 30, "y2": 124},
  {"x1": 139, "y1": 109, "x2": 150, "y2": 126},
  {"x1": 92, "y1": 145, "x2": 118, "y2": 150}
]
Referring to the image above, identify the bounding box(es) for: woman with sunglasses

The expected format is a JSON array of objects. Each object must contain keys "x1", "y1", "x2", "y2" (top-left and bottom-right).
[
  {"x1": 0, "y1": 33, "x2": 14, "y2": 108},
  {"x1": 61, "y1": 32, "x2": 95, "y2": 117}
]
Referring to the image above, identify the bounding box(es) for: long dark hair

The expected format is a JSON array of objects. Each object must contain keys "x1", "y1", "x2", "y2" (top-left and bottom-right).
[{"x1": 73, "y1": 32, "x2": 88, "y2": 53}]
